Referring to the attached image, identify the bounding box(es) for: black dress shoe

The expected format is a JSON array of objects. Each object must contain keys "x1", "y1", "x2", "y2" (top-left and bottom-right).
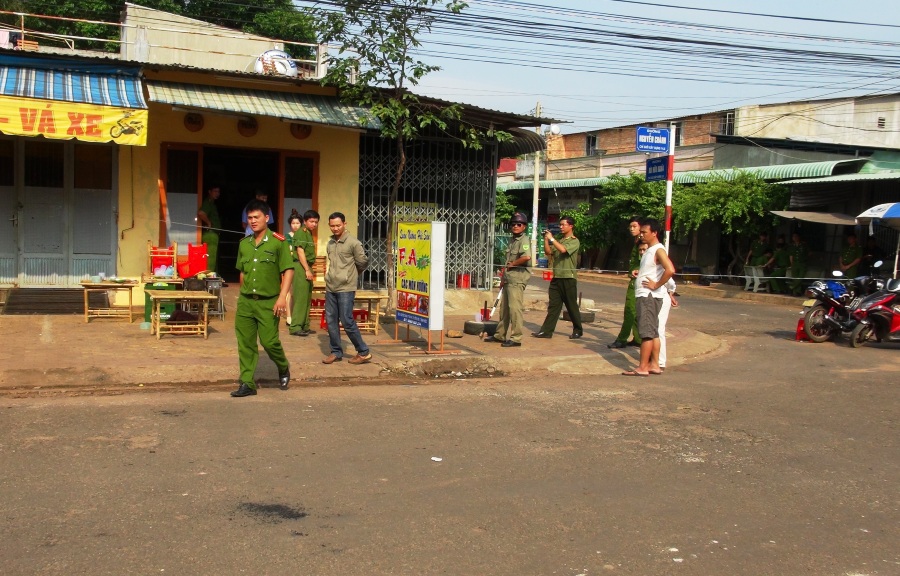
[
  {"x1": 501, "y1": 340, "x2": 522, "y2": 347},
  {"x1": 607, "y1": 341, "x2": 627, "y2": 349},
  {"x1": 279, "y1": 367, "x2": 290, "y2": 390},
  {"x1": 531, "y1": 332, "x2": 552, "y2": 338},
  {"x1": 230, "y1": 383, "x2": 257, "y2": 397},
  {"x1": 569, "y1": 332, "x2": 583, "y2": 340},
  {"x1": 626, "y1": 340, "x2": 641, "y2": 347}
]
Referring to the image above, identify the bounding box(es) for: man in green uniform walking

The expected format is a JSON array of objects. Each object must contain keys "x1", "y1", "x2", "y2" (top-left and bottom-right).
[
  {"x1": 489, "y1": 212, "x2": 531, "y2": 347},
  {"x1": 197, "y1": 184, "x2": 221, "y2": 272},
  {"x1": 532, "y1": 215, "x2": 583, "y2": 339},
  {"x1": 839, "y1": 233, "x2": 863, "y2": 278},
  {"x1": 230, "y1": 200, "x2": 294, "y2": 397},
  {"x1": 289, "y1": 209, "x2": 320, "y2": 337}
]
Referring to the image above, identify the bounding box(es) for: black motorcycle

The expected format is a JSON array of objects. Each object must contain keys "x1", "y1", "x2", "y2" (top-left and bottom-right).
[{"x1": 802, "y1": 264, "x2": 884, "y2": 343}]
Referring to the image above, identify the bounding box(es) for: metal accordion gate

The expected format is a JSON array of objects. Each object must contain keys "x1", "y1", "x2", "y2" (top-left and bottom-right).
[{"x1": 357, "y1": 134, "x2": 499, "y2": 290}]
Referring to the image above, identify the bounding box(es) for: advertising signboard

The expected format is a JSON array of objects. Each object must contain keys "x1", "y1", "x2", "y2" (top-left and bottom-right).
[{"x1": 396, "y1": 222, "x2": 446, "y2": 330}]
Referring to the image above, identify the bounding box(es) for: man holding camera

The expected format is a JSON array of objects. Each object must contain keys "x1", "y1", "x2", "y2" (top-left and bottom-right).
[
  {"x1": 533, "y1": 216, "x2": 583, "y2": 339},
  {"x1": 489, "y1": 212, "x2": 532, "y2": 347}
]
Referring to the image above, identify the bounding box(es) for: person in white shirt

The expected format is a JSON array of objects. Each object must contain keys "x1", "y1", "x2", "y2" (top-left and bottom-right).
[
  {"x1": 623, "y1": 218, "x2": 675, "y2": 377},
  {"x1": 638, "y1": 242, "x2": 679, "y2": 371}
]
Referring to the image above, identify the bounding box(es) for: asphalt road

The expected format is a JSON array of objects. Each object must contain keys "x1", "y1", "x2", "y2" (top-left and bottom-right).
[{"x1": 1, "y1": 286, "x2": 898, "y2": 576}]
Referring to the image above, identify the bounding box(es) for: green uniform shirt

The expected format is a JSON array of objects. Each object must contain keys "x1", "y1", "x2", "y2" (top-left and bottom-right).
[
  {"x1": 236, "y1": 233, "x2": 293, "y2": 298},
  {"x1": 841, "y1": 244, "x2": 863, "y2": 277},
  {"x1": 504, "y1": 233, "x2": 531, "y2": 284},
  {"x1": 550, "y1": 235, "x2": 580, "y2": 279},
  {"x1": 627, "y1": 239, "x2": 641, "y2": 271},
  {"x1": 292, "y1": 227, "x2": 316, "y2": 264},
  {"x1": 199, "y1": 198, "x2": 220, "y2": 231},
  {"x1": 789, "y1": 242, "x2": 809, "y2": 266},
  {"x1": 772, "y1": 246, "x2": 791, "y2": 268}
]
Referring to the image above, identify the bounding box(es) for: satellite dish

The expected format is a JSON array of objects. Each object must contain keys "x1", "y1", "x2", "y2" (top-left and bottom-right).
[
  {"x1": 254, "y1": 49, "x2": 299, "y2": 77},
  {"x1": 549, "y1": 124, "x2": 561, "y2": 135}
]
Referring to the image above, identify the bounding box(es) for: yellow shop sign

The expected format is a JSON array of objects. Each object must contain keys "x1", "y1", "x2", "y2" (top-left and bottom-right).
[{"x1": 0, "y1": 95, "x2": 147, "y2": 146}]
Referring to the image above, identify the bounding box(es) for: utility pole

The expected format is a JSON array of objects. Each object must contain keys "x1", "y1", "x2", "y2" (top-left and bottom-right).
[
  {"x1": 531, "y1": 101, "x2": 542, "y2": 265},
  {"x1": 664, "y1": 122, "x2": 676, "y2": 254}
]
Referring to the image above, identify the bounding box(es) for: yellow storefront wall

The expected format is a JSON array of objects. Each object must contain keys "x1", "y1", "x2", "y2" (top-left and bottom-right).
[{"x1": 114, "y1": 93, "x2": 361, "y2": 304}]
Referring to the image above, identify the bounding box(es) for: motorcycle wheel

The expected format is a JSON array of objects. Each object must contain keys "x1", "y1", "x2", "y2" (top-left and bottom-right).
[
  {"x1": 110, "y1": 125, "x2": 122, "y2": 138},
  {"x1": 849, "y1": 323, "x2": 874, "y2": 348},
  {"x1": 803, "y1": 305, "x2": 833, "y2": 343}
]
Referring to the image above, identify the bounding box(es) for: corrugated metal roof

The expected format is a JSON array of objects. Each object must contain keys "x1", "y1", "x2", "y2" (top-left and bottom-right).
[
  {"x1": 779, "y1": 172, "x2": 900, "y2": 185},
  {"x1": 146, "y1": 80, "x2": 379, "y2": 129},
  {"x1": 497, "y1": 177, "x2": 609, "y2": 192},
  {"x1": 673, "y1": 159, "x2": 867, "y2": 184},
  {"x1": 498, "y1": 128, "x2": 545, "y2": 157}
]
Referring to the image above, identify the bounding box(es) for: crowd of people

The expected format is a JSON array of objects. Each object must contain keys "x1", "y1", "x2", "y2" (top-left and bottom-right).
[{"x1": 203, "y1": 188, "x2": 887, "y2": 395}]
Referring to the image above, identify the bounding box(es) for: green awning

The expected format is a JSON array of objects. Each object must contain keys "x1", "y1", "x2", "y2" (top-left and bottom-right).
[
  {"x1": 673, "y1": 159, "x2": 867, "y2": 184},
  {"x1": 146, "y1": 81, "x2": 380, "y2": 130},
  {"x1": 498, "y1": 177, "x2": 609, "y2": 192},
  {"x1": 779, "y1": 172, "x2": 900, "y2": 185}
]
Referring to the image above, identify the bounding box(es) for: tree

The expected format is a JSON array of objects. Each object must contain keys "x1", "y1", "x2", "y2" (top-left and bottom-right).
[
  {"x1": 0, "y1": 0, "x2": 316, "y2": 54},
  {"x1": 317, "y1": 0, "x2": 505, "y2": 314},
  {"x1": 672, "y1": 171, "x2": 790, "y2": 276}
]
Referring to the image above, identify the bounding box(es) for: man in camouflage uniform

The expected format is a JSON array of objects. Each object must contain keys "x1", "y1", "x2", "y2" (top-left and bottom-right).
[
  {"x1": 489, "y1": 212, "x2": 532, "y2": 347},
  {"x1": 230, "y1": 200, "x2": 294, "y2": 397}
]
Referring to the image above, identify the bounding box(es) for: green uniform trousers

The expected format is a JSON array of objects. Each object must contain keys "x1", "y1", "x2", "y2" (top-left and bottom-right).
[
  {"x1": 289, "y1": 265, "x2": 314, "y2": 333},
  {"x1": 235, "y1": 294, "x2": 289, "y2": 388},
  {"x1": 789, "y1": 265, "x2": 807, "y2": 296},
  {"x1": 493, "y1": 280, "x2": 527, "y2": 343},
  {"x1": 614, "y1": 279, "x2": 640, "y2": 344},
  {"x1": 769, "y1": 267, "x2": 787, "y2": 293},
  {"x1": 539, "y1": 277, "x2": 582, "y2": 334},
  {"x1": 202, "y1": 230, "x2": 219, "y2": 273}
]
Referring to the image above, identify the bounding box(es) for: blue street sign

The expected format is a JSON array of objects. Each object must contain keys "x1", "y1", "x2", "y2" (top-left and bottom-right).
[
  {"x1": 636, "y1": 127, "x2": 670, "y2": 153},
  {"x1": 646, "y1": 157, "x2": 668, "y2": 182}
]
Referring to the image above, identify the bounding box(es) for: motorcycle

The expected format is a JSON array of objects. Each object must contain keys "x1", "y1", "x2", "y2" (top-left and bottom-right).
[
  {"x1": 110, "y1": 111, "x2": 145, "y2": 138},
  {"x1": 848, "y1": 278, "x2": 900, "y2": 347},
  {"x1": 801, "y1": 262, "x2": 884, "y2": 343}
]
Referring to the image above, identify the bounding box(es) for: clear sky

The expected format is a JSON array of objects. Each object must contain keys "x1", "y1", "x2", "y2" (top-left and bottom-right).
[{"x1": 402, "y1": 0, "x2": 900, "y2": 133}]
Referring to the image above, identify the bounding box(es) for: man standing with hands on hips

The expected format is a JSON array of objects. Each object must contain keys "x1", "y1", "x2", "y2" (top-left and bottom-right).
[
  {"x1": 532, "y1": 215, "x2": 583, "y2": 339},
  {"x1": 489, "y1": 211, "x2": 531, "y2": 347},
  {"x1": 622, "y1": 218, "x2": 675, "y2": 377},
  {"x1": 230, "y1": 200, "x2": 294, "y2": 397}
]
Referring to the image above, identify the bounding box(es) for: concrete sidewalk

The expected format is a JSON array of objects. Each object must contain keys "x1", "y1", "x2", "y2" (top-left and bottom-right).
[{"x1": 0, "y1": 279, "x2": 739, "y2": 397}]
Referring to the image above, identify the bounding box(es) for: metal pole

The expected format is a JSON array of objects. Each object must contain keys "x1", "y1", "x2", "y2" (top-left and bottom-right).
[
  {"x1": 664, "y1": 122, "x2": 675, "y2": 254},
  {"x1": 532, "y1": 101, "x2": 542, "y2": 265}
]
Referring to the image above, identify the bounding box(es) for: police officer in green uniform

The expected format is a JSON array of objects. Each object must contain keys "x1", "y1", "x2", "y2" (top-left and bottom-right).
[
  {"x1": 746, "y1": 231, "x2": 772, "y2": 266},
  {"x1": 839, "y1": 233, "x2": 863, "y2": 278},
  {"x1": 490, "y1": 212, "x2": 531, "y2": 347},
  {"x1": 230, "y1": 200, "x2": 294, "y2": 397},
  {"x1": 788, "y1": 232, "x2": 810, "y2": 296},
  {"x1": 765, "y1": 234, "x2": 792, "y2": 294},
  {"x1": 289, "y1": 210, "x2": 320, "y2": 336},
  {"x1": 608, "y1": 217, "x2": 642, "y2": 348},
  {"x1": 533, "y1": 215, "x2": 583, "y2": 339},
  {"x1": 197, "y1": 184, "x2": 221, "y2": 272}
]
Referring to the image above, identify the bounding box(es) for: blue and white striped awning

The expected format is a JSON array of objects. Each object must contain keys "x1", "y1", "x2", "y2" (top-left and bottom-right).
[{"x1": 0, "y1": 65, "x2": 146, "y2": 109}]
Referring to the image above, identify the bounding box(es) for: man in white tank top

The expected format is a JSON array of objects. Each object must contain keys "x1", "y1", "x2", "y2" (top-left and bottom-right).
[{"x1": 622, "y1": 218, "x2": 675, "y2": 377}]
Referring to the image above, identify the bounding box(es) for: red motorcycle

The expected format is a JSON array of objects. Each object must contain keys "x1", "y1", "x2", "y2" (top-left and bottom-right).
[{"x1": 848, "y1": 278, "x2": 900, "y2": 347}]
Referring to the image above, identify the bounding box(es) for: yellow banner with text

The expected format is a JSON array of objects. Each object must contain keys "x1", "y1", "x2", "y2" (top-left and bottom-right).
[{"x1": 0, "y1": 96, "x2": 147, "y2": 146}]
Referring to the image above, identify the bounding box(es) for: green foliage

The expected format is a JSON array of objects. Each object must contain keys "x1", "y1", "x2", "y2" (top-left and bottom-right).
[
  {"x1": 0, "y1": 0, "x2": 315, "y2": 53},
  {"x1": 672, "y1": 171, "x2": 790, "y2": 236},
  {"x1": 494, "y1": 188, "x2": 516, "y2": 226}
]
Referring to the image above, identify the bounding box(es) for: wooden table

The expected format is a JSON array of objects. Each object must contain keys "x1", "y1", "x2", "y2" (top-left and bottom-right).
[
  {"x1": 311, "y1": 290, "x2": 388, "y2": 336},
  {"x1": 80, "y1": 281, "x2": 138, "y2": 323},
  {"x1": 145, "y1": 290, "x2": 217, "y2": 339}
]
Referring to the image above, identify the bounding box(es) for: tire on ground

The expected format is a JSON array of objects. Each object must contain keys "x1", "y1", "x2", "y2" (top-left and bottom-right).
[{"x1": 463, "y1": 319, "x2": 498, "y2": 336}]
